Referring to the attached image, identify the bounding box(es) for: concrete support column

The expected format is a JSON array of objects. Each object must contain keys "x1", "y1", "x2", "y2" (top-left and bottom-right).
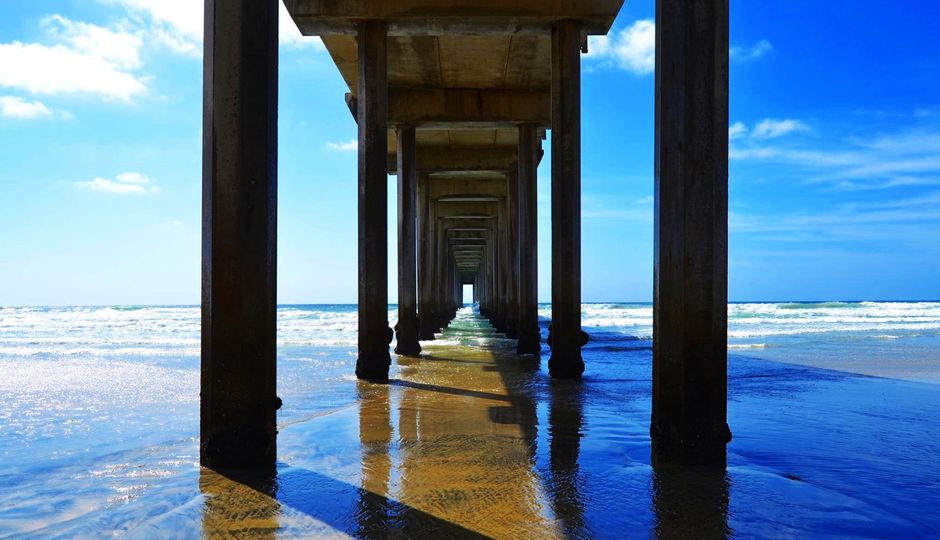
[
  {"x1": 505, "y1": 171, "x2": 520, "y2": 339},
  {"x1": 201, "y1": 0, "x2": 279, "y2": 469},
  {"x1": 549, "y1": 20, "x2": 586, "y2": 379},
  {"x1": 434, "y1": 218, "x2": 447, "y2": 329},
  {"x1": 355, "y1": 20, "x2": 392, "y2": 382},
  {"x1": 395, "y1": 125, "x2": 421, "y2": 356},
  {"x1": 652, "y1": 0, "x2": 731, "y2": 468},
  {"x1": 417, "y1": 172, "x2": 436, "y2": 340},
  {"x1": 517, "y1": 124, "x2": 542, "y2": 355},
  {"x1": 492, "y1": 210, "x2": 507, "y2": 332}
]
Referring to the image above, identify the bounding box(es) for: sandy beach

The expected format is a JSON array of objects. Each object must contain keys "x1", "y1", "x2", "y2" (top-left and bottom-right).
[{"x1": 1, "y1": 306, "x2": 939, "y2": 537}]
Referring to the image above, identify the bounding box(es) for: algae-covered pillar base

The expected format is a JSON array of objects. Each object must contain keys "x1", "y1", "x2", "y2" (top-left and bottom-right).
[
  {"x1": 548, "y1": 20, "x2": 585, "y2": 379},
  {"x1": 516, "y1": 124, "x2": 542, "y2": 355},
  {"x1": 395, "y1": 125, "x2": 421, "y2": 356},
  {"x1": 356, "y1": 20, "x2": 392, "y2": 382},
  {"x1": 652, "y1": 0, "x2": 731, "y2": 468},
  {"x1": 201, "y1": 0, "x2": 279, "y2": 469}
]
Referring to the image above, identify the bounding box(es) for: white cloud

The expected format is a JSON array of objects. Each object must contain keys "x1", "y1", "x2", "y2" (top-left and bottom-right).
[
  {"x1": 77, "y1": 172, "x2": 159, "y2": 195},
  {"x1": 729, "y1": 121, "x2": 748, "y2": 140},
  {"x1": 0, "y1": 96, "x2": 52, "y2": 119},
  {"x1": 103, "y1": 0, "x2": 323, "y2": 56},
  {"x1": 42, "y1": 15, "x2": 143, "y2": 69},
  {"x1": 731, "y1": 39, "x2": 773, "y2": 61},
  {"x1": 102, "y1": 0, "x2": 201, "y2": 55},
  {"x1": 0, "y1": 14, "x2": 148, "y2": 101},
  {"x1": 586, "y1": 19, "x2": 655, "y2": 75},
  {"x1": 751, "y1": 119, "x2": 810, "y2": 139},
  {"x1": 279, "y1": 4, "x2": 325, "y2": 50},
  {"x1": 326, "y1": 139, "x2": 357, "y2": 152},
  {"x1": 731, "y1": 126, "x2": 940, "y2": 191},
  {"x1": 588, "y1": 24, "x2": 770, "y2": 74}
]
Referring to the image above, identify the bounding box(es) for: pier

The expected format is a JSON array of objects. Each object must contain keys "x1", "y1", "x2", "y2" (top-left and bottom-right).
[{"x1": 201, "y1": 0, "x2": 730, "y2": 475}]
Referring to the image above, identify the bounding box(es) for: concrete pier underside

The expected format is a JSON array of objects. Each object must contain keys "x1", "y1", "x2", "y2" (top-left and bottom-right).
[{"x1": 202, "y1": 0, "x2": 731, "y2": 472}]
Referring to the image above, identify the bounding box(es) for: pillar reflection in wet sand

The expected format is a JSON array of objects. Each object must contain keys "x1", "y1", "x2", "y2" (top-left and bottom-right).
[
  {"x1": 547, "y1": 379, "x2": 586, "y2": 537},
  {"x1": 651, "y1": 465, "x2": 731, "y2": 538},
  {"x1": 356, "y1": 382, "x2": 394, "y2": 536},
  {"x1": 200, "y1": 467, "x2": 280, "y2": 538}
]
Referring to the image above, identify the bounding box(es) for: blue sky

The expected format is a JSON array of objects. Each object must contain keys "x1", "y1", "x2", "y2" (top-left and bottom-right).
[{"x1": 1, "y1": 1, "x2": 938, "y2": 305}]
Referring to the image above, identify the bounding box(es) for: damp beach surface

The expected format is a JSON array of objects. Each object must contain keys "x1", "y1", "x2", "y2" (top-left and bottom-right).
[{"x1": 1, "y1": 304, "x2": 940, "y2": 537}]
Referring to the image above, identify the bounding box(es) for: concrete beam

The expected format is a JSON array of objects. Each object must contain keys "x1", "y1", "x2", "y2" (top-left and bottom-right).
[
  {"x1": 390, "y1": 88, "x2": 549, "y2": 127},
  {"x1": 286, "y1": 0, "x2": 624, "y2": 36},
  {"x1": 348, "y1": 88, "x2": 549, "y2": 127},
  {"x1": 388, "y1": 146, "x2": 516, "y2": 173}
]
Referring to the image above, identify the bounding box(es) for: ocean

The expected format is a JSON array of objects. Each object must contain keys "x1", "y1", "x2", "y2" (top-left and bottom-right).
[{"x1": 1, "y1": 302, "x2": 939, "y2": 536}]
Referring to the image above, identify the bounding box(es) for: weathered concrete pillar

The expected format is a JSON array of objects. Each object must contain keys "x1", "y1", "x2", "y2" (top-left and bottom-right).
[
  {"x1": 549, "y1": 20, "x2": 585, "y2": 379},
  {"x1": 417, "y1": 172, "x2": 436, "y2": 340},
  {"x1": 491, "y1": 210, "x2": 507, "y2": 332},
  {"x1": 355, "y1": 20, "x2": 392, "y2": 382},
  {"x1": 517, "y1": 124, "x2": 542, "y2": 355},
  {"x1": 652, "y1": 0, "x2": 731, "y2": 468},
  {"x1": 395, "y1": 125, "x2": 421, "y2": 356},
  {"x1": 504, "y1": 171, "x2": 520, "y2": 339},
  {"x1": 434, "y1": 216, "x2": 448, "y2": 330},
  {"x1": 201, "y1": 0, "x2": 279, "y2": 469}
]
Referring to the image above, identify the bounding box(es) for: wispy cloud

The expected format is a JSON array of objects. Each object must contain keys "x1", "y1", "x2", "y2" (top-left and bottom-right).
[
  {"x1": 582, "y1": 193, "x2": 653, "y2": 222},
  {"x1": 752, "y1": 119, "x2": 810, "y2": 139},
  {"x1": 586, "y1": 19, "x2": 655, "y2": 75},
  {"x1": 325, "y1": 139, "x2": 357, "y2": 152},
  {"x1": 730, "y1": 39, "x2": 773, "y2": 61},
  {"x1": 731, "y1": 192, "x2": 940, "y2": 249},
  {"x1": 101, "y1": 0, "x2": 324, "y2": 56},
  {"x1": 729, "y1": 121, "x2": 748, "y2": 140},
  {"x1": 0, "y1": 96, "x2": 53, "y2": 119},
  {"x1": 588, "y1": 23, "x2": 771, "y2": 74},
  {"x1": 730, "y1": 118, "x2": 809, "y2": 141},
  {"x1": 42, "y1": 15, "x2": 143, "y2": 69},
  {"x1": 77, "y1": 172, "x2": 159, "y2": 195},
  {"x1": 731, "y1": 124, "x2": 940, "y2": 191}
]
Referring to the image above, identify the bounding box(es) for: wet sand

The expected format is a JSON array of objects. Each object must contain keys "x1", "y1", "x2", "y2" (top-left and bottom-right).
[{"x1": 3, "y1": 310, "x2": 940, "y2": 537}]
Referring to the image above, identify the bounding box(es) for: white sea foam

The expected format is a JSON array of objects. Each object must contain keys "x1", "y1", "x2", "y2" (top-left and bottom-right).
[{"x1": 2, "y1": 302, "x2": 940, "y2": 363}]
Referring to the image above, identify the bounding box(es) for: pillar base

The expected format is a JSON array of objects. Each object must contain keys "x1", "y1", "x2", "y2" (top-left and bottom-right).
[
  {"x1": 650, "y1": 422, "x2": 732, "y2": 469},
  {"x1": 355, "y1": 357, "x2": 391, "y2": 382},
  {"x1": 418, "y1": 310, "x2": 437, "y2": 340},
  {"x1": 516, "y1": 329, "x2": 542, "y2": 355},
  {"x1": 201, "y1": 423, "x2": 277, "y2": 470},
  {"x1": 356, "y1": 327, "x2": 392, "y2": 382},
  {"x1": 548, "y1": 352, "x2": 584, "y2": 379},
  {"x1": 394, "y1": 317, "x2": 422, "y2": 356}
]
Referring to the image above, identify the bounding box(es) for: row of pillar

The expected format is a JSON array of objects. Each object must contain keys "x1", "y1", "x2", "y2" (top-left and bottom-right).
[{"x1": 201, "y1": 0, "x2": 730, "y2": 470}]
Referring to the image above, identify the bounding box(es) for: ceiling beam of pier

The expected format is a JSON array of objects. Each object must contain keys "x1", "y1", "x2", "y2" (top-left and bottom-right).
[
  {"x1": 285, "y1": 1, "x2": 624, "y2": 36},
  {"x1": 348, "y1": 89, "x2": 550, "y2": 127},
  {"x1": 388, "y1": 144, "x2": 517, "y2": 173}
]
